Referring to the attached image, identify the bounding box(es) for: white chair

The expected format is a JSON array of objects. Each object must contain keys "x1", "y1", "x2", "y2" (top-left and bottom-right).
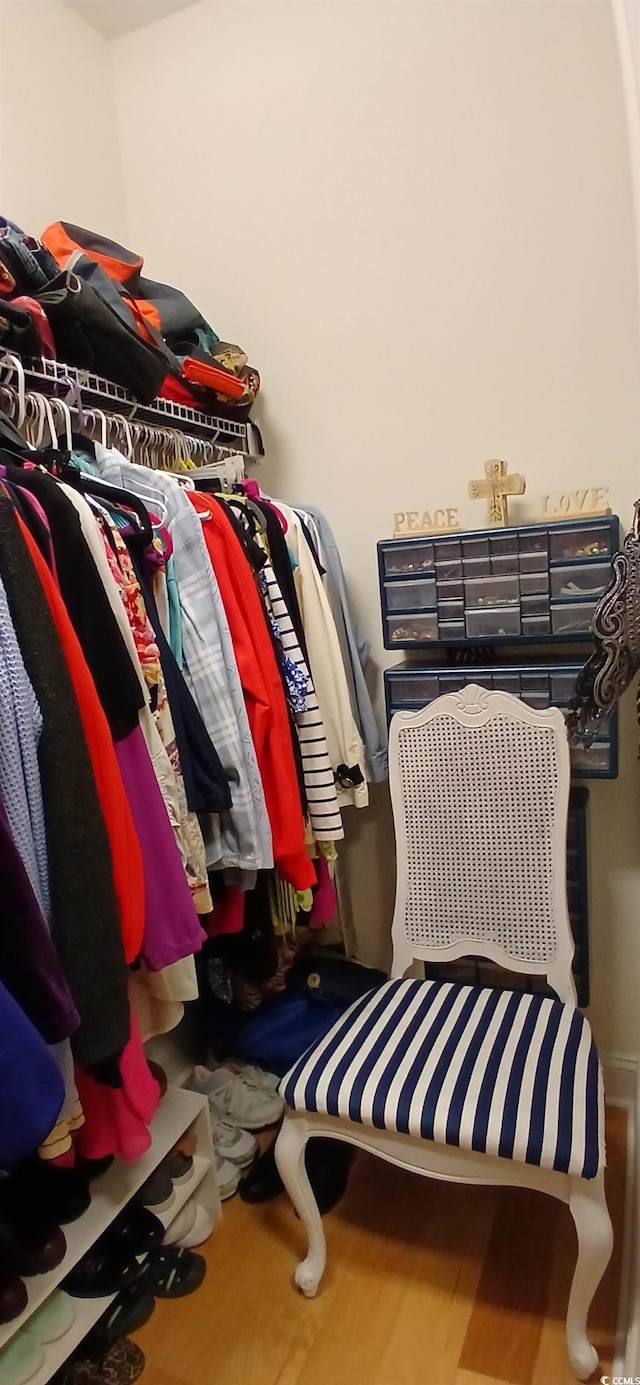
[{"x1": 275, "y1": 685, "x2": 612, "y2": 1382}]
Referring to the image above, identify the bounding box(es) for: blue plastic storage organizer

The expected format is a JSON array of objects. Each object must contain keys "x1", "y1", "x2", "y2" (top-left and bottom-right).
[{"x1": 379, "y1": 514, "x2": 620, "y2": 1007}]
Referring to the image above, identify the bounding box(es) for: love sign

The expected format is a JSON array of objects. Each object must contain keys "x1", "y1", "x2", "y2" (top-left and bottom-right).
[{"x1": 541, "y1": 487, "x2": 611, "y2": 519}]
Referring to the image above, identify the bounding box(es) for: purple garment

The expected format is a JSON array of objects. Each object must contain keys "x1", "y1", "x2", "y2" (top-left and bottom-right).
[
  {"x1": 0, "y1": 791, "x2": 79, "y2": 1043},
  {"x1": 115, "y1": 725, "x2": 204, "y2": 972}
]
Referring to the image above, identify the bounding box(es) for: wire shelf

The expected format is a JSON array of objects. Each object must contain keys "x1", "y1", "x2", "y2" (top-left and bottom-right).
[{"x1": 10, "y1": 356, "x2": 263, "y2": 456}]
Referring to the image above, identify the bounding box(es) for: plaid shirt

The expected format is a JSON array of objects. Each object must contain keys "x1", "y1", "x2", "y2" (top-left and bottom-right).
[{"x1": 94, "y1": 450, "x2": 273, "y2": 873}]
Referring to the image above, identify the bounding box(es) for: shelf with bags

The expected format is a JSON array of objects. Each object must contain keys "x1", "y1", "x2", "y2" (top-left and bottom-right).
[{"x1": 0, "y1": 353, "x2": 265, "y2": 459}]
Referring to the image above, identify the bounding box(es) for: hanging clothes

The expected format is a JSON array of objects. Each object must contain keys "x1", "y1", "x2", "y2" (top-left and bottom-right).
[
  {"x1": 265, "y1": 500, "x2": 369, "y2": 808},
  {"x1": 258, "y1": 556, "x2": 343, "y2": 842},
  {"x1": 188, "y1": 491, "x2": 315, "y2": 891},
  {"x1": 296, "y1": 503, "x2": 388, "y2": 783},
  {"x1": 0, "y1": 789, "x2": 79, "y2": 1044},
  {"x1": 92, "y1": 447, "x2": 273, "y2": 875},
  {"x1": 0, "y1": 493, "x2": 131, "y2": 1068}
]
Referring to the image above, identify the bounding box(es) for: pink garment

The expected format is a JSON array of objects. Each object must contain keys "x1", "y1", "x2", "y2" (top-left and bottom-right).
[
  {"x1": 75, "y1": 1005, "x2": 160, "y2": 1161},
  {"x1": 242, "y1": 479, "x2": 288, "y2": 533},
  {"x1": 16, "y1": 486, "x2": 60, "y2": 585},
  {"x1": 309, "y1": 856, "x2": 337, "y2": 929}
]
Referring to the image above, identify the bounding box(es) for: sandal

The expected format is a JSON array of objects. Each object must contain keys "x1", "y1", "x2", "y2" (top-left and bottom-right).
[{"x1": 137, "y1": 1246, "x2": 206, "y2": 1298}]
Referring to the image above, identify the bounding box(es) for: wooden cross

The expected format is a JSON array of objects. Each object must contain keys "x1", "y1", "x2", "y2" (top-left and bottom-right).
[{"x1": 468, "y1": 459, "x2": 526, "y2": 527}]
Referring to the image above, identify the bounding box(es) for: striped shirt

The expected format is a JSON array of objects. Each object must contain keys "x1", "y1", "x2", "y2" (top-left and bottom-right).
[{"x1": 261, "y1": 558, "x2": 343, "y2": 842}]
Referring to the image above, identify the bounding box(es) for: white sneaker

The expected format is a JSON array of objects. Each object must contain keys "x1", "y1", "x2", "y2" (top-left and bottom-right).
[
  {"x1": 211, "y1": 1113, "x2": 258, "y2": 1169},
  {"x1": 212, "y1": 1056, "x2": 281, "y2": 1095},
  {"x1": 190, "y1": 1065, "x2": 283, "y2": 1130},
  {"x1": 216, "y1": 1153, "x2": 240, "y2": 1200},
  {"x1": 175, "y1": 1202, "x2": 214, "y2": 1248},
  {"x1": 163, "y1": 1199, "x2": 215, "y2": 1247}
]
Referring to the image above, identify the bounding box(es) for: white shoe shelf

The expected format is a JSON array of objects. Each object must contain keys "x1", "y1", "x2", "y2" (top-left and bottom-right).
[{"x1": 0, "y1": 1086, "x2": 220, "y2": 1381}]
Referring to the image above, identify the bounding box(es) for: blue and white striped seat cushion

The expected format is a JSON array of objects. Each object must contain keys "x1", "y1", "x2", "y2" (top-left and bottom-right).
[{"x1": 280, "y1": 978, "x2": 604, "y2": 1179}]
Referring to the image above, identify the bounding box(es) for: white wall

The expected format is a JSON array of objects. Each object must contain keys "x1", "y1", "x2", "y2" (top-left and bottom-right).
[
  {"x1": 0, "y1": 0, "x2": 127, "y2": 240},
  {"x1": 110, "y1": 0, "x2": 640, "y2": 1058},
  {"x1": 1, "y1": 0, "x2": 638, "y2": 1060}
]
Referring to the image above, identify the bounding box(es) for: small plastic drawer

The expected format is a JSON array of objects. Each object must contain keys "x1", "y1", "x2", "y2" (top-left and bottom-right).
[
  {"x1": 571, "y1": 741, "x2": 611, "y2": 773},
  {"x1": 434, "y1": 559, "x2": 463, "y2": 581},
  {"x1": 549, "y1": 525, "x2": 612, "y2": 562},
  {"x1": 439, "y1": 599, "x2": 464, "y2": 622},
  {"x1": 551, "y1": 601, "x2": 597, "y2": 635},
  {"x1": 550, "y1": 562, "x2": 611, "y2": 600},
  {"x1": 519, "y1": 551, "x2": 549, "y2": 574},
  {"x1": 465, "y1": 606, "x2": 520, "y2": 639},
  {"x1": 462, "y1": 537, "x2": 490, "y2": 560},
  {"x1": 521, "y1": 689, "x2": 550, "y2": 709},
  {"x1": 465, "y1": 671, "x2": 494, "y2": 691},
  {"x1": 381, "y1": 541, "x2": 435, "y2": 575},
  {"x1": 521, "y1": 594, "x2": 548, "y2": 616},
  {"x1": 434, "y1": 539, "x2": 462, "y2": 563},
  {"x1": 491, "y1": 553, "x2": 519, "y2": 576},
  {"x1": 519, "y1": 531, "x2": 549, "y2": 555},
  {"x1": 490, "y1": 533, "x2": 519, "y2": 558},
  {"x1": 437, "y1": 578, "x2": 463, "y2": 601},
  {"x1": 438, "y1": 674, "x2": 467, "y2": 695},
  {"x1": 386, "y1": 613, "x2": 439, "y2": 644},
  {"x1": 384, "y1": 577, "x2": 437, "y2": 611},
  {"x1": 465, "y1": 575, "x2": 520, "y2": 608},
  {"x1": 520, "y1": 570, "x2": 549, "y2": 596},
  {"x1": 387, "y1": 673, "x2": 440, "y2": 705},
  {"x1": 522, "y1": 615, "x2": 551, "y2": 637},
  {"x1": 521, "y1": 672, "x2": 550, "y2": 694},
  {"x1": 550, "y1": 672, "x2": 577, "y2": 705},
  {"x1": 463, "y1": 556, "x2": 491, "y2": 577},
  {"x1": 492, "y1": 673, "x2": 522, "y2": 694},
  {"x1": 438, "y1": 620, "x2": 466, "y2": 642}
]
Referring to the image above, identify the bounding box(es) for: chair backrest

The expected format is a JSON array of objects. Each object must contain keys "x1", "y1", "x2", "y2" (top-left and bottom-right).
[{"x1": 389, "y1": 684, "x2": 576, "y2": 1005}]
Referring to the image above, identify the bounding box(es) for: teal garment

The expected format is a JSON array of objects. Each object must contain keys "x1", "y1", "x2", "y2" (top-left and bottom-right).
[{"x1": 166, "y1": 556, "x2": 184, "y2": 669}]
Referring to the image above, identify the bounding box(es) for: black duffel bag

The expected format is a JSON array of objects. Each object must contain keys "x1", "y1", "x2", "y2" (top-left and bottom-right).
[{"x1": 35, "y1": 271, "x2": 168, "y2": 404}]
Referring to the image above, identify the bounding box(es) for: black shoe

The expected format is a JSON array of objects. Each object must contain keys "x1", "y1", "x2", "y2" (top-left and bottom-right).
[
  {"x1": 108, "y1": 1202, "x2": 164, "y2": 1255},
  {"x1": 239, "y1": 1137, "x2": 354, "y2": 1215},
  {"x1": 6, "y1": 1159, "x2": 91, "y2": 1225},
  {"x1": 63, "y1": 1241, "x2": 148, "y2": 1299},
  {"x1": 82, "y1": 1283, "x2": 156, "y2": 1353},
  {"x1": 136, "y1": 1247, "x2": 206, "y2": 1298}
]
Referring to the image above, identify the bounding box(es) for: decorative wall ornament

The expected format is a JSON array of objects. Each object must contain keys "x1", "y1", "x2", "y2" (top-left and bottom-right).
[
  {"x1": 541, "y1": 487, "x2": 611, "y2": 520},
  {"x1": 468, "y1": 459, "x2": 526, "y2": 526},
  {"x1": 392, "y1": 508, "x2": 460, "y2": 539}
]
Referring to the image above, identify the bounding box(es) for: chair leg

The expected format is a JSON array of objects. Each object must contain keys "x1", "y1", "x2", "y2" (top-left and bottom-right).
[
  {"x1": 274, "y1": 1115, "x2": 327, "y2": 1298},
  {"x1": 566, "y1": 1172, "x2": 613, "y2": 1381}
]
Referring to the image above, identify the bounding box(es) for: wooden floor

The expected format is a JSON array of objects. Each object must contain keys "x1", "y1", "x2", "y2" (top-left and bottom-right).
[{"x1": 135, "y1": 1105, "x2": 627, "y2": 1385}]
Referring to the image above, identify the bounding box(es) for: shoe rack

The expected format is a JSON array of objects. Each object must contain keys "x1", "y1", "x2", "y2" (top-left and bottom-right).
[{"x1": 0, "y1": 1088, "x2": 220, "y2": 1383}]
